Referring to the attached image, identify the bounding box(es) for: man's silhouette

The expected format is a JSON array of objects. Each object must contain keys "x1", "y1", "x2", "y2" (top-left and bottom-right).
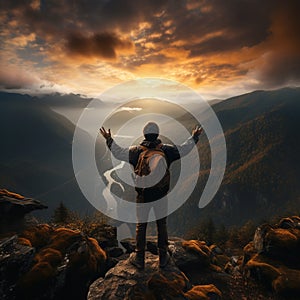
[{"x1": 100, "y1": 122, "x2": 202, "y2": 269}]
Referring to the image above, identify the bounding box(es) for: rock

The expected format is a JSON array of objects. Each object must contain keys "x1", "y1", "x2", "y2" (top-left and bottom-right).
[
  {"x1": 89, "y1": 224, "x2": 118, "y2": 249},
  {"x1": 243, "y1": 216, "x2": 300, "y2": 298},
  {"x1": 184, "y1": 284, "x2": 222, "y2": 300},
  {"x1": 209, "y1": 244, "x2": 223, "y2": 256},
  {"x1": 106, "y1": 246, "x2": 124, "y2": 258},
  {"x1": 242, "y1": 242, "x2": 256, "y2": 266},
  {"x1": 169, "y1": 240, "x2": 211, "y2": 272},
  {"x1": 264, "y1": 228, "x2": 300, "y2": 263},
  {"x1": 0, "y1": 189, "x2": 47, "y2": 233},
  {"x1": 0, "y1": 225, "x2": 108, "y2": 300},
  {"x1": 253, "y1": 222, "x2": 300, "y2": 267},
  {"x1": 211, "y1": 254, "x2": 230, "y2": 269},
  {"x1": 21, "y1": 224, "x2": 54, "y2": 249},
  {"x1": 253, "y1": 224, "x2": 272, "y2": 253},
  {"x1": 278, "y1": 217, "x2": 296, "y2": 229},
  {"x1": 224, "y1": 262, "x2": 234, "y2": 274},
  {"x1": 278, "y1": 216, "x2": 300, "y2": 229},
  {"x1": 0, "y1": 235, "x2": 35, "y2": 299},
  {"x1": 147, "y1": 240, "x2": 158, "y2": 255},
  {"x1": 254, "y1": 226, "x2": 300, "y2": 267},
  {"x1": 245, "y1": 254, "x2": 283, "y2": 290},
  {"x1": 272, "y1": 268, "x2": 300, "y2": 297},
  {"x1": 88, "y1": 252, "x2": 221, "y2": 300}
]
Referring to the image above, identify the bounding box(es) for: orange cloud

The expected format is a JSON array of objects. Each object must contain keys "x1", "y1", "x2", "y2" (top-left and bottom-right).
[{"x1": 66, "y1": 32, "x2": 134, "y2": 60}]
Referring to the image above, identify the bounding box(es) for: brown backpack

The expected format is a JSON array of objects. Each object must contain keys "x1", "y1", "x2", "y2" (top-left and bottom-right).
[{"x1": 134, "y1": 145, "x2": 170, "y2": 194}]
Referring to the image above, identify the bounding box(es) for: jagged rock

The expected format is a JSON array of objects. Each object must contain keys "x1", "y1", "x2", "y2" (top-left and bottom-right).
[
  {"x1": 243, "y1": 216, "x2": 300, "y2": 298},
  {"x1": 0, "y1": 189, "x2": 47, "y2": 233},
  {"x1": 89, "y1": 224, "x2": 118, "y2": 249},
  {"x1": 88, "y1": 252, "x2": 221, "y2": 300},
  {"x1": 253, "y1": 223, "x2": 300, "y2": 267},
  {"x1": 253, "y1": 224, "x2": 272, "y2": 253},
  {"x1": 245, "y1": 253, "x2": 300, "y2": 294},
  {"x1": 0, "y1": 235, "x2": 35, "y2": 299},
  {"x1": 0, "y1": 225, "x2": 108, "y2": 300},
  {"x1": 169, "y1": 240, "x2": 211, "y2": 272}
]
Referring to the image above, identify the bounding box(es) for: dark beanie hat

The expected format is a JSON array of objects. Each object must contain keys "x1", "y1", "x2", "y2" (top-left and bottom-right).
[{"x1": 143, "y1": 122, "x2": 159, "y2": 136}]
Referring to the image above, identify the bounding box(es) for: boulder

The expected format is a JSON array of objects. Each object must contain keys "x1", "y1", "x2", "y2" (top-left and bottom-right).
[
  {"x1": 169, "y1": 240, "x2": 211, "y2": 272},
  {"x1": 245, "y1": 253, "x2": 300, "y2": 297},
  {"x1": 88, "y1": 252, "x2": 221, "y2": 300},
  {"x1": 86, "y1": 224, "x2": 118, "y2": 249},
  {"x1": 253, "y1": 221, "x2": 300, "y2": 267},
  {"x1": 0, "y1": 235, "x2": 35, "y2": 299},
  {"x1": 253, "y1": 224, "x2": 272, "y2": 253},
  {"x1": 105, "y1": 246, "x2": 124, "y2": 258},
  {"x1": 0, "y1": 189, "x2": 47, "y2": 233},
  {"x1": 272, "y1": 267, "x2": 300, "y2": 297},
  {"x1": 1, "y1": 225, "x2": 108, "y2": 300},
  {"x1": 243, "y1": 216, "x2": 300, "y2": 298},
  {"x1": 245, "y1": 254, "x2": 281, "y2": 288}
]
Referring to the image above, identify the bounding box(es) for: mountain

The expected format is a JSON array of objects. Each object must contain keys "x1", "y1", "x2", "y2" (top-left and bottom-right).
[
  {"x1": 38, "y1": 93, "x2": 115, "y2": 125},
  {"x1": 2, "y1": 88, "x2": 300, "y2": 230},
  {"x1": 168, "y1": 87, "x2": 300, "y2": 234},
  {"x1": 0, "y1": 92, "x2": 108, "y2": 219}
]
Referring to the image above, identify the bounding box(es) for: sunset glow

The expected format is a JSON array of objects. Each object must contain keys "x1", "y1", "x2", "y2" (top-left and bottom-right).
[{"x1": 1, "y1": 0, "x2": 299, "y2": 99}]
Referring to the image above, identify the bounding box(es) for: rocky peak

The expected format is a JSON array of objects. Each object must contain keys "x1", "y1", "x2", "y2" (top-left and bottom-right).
[
  {"x1": 88, "y1": 251, "x2": 221, "y2": 300},
  {"x1": 0, "y1": 189, "x2": 47, "y2": 233}
]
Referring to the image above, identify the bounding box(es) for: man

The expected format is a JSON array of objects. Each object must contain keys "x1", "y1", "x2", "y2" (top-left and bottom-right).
[{"x1": 100, "y1": 122, "x2": 202, "y2": 269}]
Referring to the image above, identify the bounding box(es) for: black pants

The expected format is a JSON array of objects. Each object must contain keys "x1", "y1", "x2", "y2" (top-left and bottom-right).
[{"x1": 135, "y1": 191, "x2": 168, "y2": 254}]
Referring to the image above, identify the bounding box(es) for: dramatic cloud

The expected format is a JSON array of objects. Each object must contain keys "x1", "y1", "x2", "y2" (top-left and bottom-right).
[
  {"x1": 248, "y1": 0, "x2": 300, "y2": 87},
  {"x1": 0, "y1": 0, "x2": 299, "y2": 98},
  {"x1": 66, "y1": 32, "x2": 134, "y2": 59}
]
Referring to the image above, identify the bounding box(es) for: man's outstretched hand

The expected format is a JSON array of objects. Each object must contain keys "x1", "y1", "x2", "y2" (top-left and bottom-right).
[
  {"x1": 100, "y1": 127, "x2": 111, "y2": 140},
  {"x1": 192, "y1": 125, "x2": 203, "y2": 138}
]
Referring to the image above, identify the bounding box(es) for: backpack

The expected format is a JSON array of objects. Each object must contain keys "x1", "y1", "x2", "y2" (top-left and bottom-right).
[{"x1": 134, "y1": 145, "x2": 170, "y2": 195}]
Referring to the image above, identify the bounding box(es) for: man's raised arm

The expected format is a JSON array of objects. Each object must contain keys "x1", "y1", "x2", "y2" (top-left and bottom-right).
[
  {"x1": 176, "y1": 125, "x2": 203, "y2": 157},
  {"x1": 99, "y1": 127, "x2": 130, "y2": 162}
]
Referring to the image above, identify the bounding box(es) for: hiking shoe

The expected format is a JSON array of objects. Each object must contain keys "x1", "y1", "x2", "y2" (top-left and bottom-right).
[
  {"x1": 159, "y1": 251, "x2": 170, "y2": 268},
  {"x1": 129, "y1": 252, "x2": 145, "y2": 269}
]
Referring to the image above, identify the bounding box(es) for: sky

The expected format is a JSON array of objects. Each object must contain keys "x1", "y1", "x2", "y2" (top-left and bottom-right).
[{"x1": 1, "y1": 0, "x2": 300, "y2": 100}]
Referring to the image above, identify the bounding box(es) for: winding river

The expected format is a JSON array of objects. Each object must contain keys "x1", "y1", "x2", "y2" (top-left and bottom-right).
[{"x1": 103, "y1": 161, "x2": 135, "y2": 243}]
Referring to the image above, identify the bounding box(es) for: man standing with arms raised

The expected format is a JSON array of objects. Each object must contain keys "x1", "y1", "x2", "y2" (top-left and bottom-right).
[{"x1": 100, "y1": 122, "x2": 202, "y2": 269}]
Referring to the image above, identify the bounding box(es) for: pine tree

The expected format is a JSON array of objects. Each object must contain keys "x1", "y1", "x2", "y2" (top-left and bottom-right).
[{"x1": 52, "y1": 202, "x2": 70, "y2": 224}]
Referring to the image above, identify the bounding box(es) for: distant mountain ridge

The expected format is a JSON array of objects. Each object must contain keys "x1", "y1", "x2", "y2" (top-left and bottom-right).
[
  {"x1": 0, "y1": 92, "x2": 102, "y2": 218},
  {"x1": 1, "y1": 88, "x2": 300, "y2": 228},
  {"x1": 168, "y1": 87, "x2": 300, "y2": 234}
]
